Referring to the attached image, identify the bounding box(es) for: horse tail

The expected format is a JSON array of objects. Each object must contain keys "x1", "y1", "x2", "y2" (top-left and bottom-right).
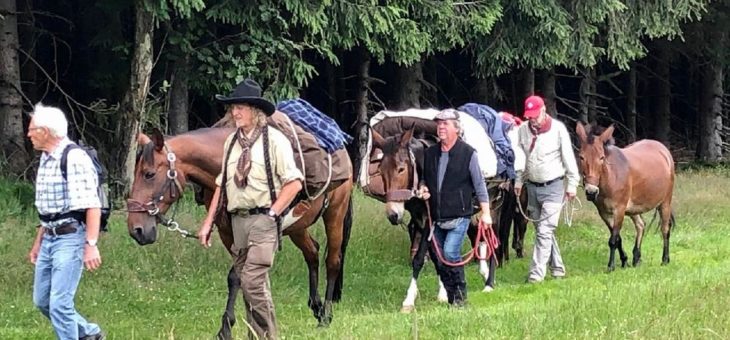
[
  {"x1": 649, "y1": 207, "x2": 676, "y2": 232},
  {"x1": 332, "y1": 194, "x2": 353, "y2": 302}
]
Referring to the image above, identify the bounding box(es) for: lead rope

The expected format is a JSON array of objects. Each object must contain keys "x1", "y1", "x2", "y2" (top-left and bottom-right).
[
  {"x1": 425, "y1": 203, "x2": 500, "y2": 267},
  {"x1": 516, "y1": 192, "x2": 582, "y2": 227}
]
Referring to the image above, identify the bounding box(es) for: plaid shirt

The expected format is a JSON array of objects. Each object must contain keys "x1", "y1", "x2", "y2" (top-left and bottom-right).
[{"x1": 35, "y1": 137, "x2": 101, "y2": 228}]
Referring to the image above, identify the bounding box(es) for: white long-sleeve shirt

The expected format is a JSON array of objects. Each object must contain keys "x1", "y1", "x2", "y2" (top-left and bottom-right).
[{"x1": 515, "y1": 119, "x2": 581, "y2": 194}]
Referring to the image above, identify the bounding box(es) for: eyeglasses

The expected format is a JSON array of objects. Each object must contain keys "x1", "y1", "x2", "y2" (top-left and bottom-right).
[{"x1": 28, "y1": 127, "x2": 45, "y2": 133}]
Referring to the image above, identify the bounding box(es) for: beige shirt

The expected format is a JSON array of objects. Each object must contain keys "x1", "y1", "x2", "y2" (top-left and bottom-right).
[
  {"x1": 216, "y1": 127, "x2": 304, "y2": 212},
  {"x1": 515, "y1": 119, "x2": 581, "y2": 194}
]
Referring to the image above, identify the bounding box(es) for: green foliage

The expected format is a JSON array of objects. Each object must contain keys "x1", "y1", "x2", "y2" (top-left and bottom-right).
[{"x1": 472, "y1": 0, "x2": 709, "y2": 76}]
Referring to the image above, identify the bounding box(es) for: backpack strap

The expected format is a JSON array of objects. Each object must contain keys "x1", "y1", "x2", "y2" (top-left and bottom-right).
[
  {"x1": 216, "y1": 132, "x2": 239, "y2": 217},
  {"x1": 60, "y1": 143, "x2": 80, "y2": 181},
  {"x1": 262, "y1": 125, "x2": 283, "y2": 251}
]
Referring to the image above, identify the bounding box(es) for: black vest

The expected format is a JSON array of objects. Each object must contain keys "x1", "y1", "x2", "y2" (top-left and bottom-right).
[{"x1": 423, "y1": 139, "x2": 475, "y2": 221}]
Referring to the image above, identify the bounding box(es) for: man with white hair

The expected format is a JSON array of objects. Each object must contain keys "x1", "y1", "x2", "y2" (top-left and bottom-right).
[
  {"x1": 417, "y1": 108, "x2": 492, "y2": 307},
  {"x1": 27, "y1": 103, "x2": 105, "y2": 340}
]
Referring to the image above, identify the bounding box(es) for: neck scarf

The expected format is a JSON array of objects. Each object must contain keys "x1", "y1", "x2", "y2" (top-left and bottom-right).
[
  {"x1": 234, "y1": 126, "x2": 263, "y2": 188},
  {"x1": 528, "y1": 114, "x2": 552, "y2": 152}
]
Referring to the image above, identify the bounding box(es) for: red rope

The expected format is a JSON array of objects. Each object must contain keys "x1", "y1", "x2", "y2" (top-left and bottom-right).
[{"x1": 426, "y1": 204, "x2": 500, "y2": 267}]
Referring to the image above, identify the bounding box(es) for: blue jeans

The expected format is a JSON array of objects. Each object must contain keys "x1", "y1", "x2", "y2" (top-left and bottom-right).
[
  {"x1": 33, "y1": 224, "x2": 101, "y2": 340},
  {"x1": 433, "y1": 217, "x2": 470, "y2": 262}
]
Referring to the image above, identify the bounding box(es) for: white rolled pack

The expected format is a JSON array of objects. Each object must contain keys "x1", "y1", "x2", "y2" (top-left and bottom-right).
[{"x1": 359, "y1": 108, "x2": 497, "y2": 188}]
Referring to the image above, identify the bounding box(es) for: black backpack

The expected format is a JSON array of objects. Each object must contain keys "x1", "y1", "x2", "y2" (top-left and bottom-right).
[{"x1": 60, "y1": 141, "x2": 111, "y2": 232}]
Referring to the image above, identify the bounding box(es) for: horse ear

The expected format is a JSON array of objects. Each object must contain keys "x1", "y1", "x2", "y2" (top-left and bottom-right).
[
  {"x1": 400, "y1": 123, "x2": 416, "y2": 147},
  {"x1": 151, "y1": 128, "x2": 165, "y2": 152},
  {"x1": 137, "y1": 133, "x2": 151, "y2": 146},
  {"x1": 371, "y1": 129, "x2": 386, "y2": 149},
  {"x1": 599, "y1": 124, "x2": 615, "y2": 143},
  {"x1": 575, "y1": 122, "x2": 588, "y2": 144}
]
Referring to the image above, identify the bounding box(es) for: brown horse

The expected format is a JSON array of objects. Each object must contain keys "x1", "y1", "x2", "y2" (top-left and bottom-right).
[
  {"x1": 126, "y1": 127, "x2": 353, "y2": 338},
  {"x1": 370, "y1": 127, "x2": 504, "y2": 312},
  {"x1": 575, "y1": 123, "x2": 675, "y2": 271}
]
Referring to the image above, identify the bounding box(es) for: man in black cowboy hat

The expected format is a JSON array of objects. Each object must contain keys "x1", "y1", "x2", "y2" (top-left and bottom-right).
[{"x1": 198, "y1": 78, "x2": 303, "y2": 339}]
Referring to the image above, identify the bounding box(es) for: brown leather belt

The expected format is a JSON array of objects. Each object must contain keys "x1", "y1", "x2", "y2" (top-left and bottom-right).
[{"x1": 44, "y1": 223, "x2": 78, "y2": 236}]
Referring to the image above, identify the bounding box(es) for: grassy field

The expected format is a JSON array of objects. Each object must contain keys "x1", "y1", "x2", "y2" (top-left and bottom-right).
[{"x1": 1, "y1": 168, "x2": 729, "y2": 339}]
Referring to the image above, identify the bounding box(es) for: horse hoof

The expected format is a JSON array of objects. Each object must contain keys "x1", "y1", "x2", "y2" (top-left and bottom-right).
[
  {"x1": 632, "y1": 259, "x2": 642, "y2": 267},
  {"x1": 400, "y1": 305, "x2": 415, "y2": 314},
  {"x1": 216, "y1": 330, "x2": 232, "y2": 340},
  {"x1": 437, "y1": 294, "x2": 448, "y2": 303},
  {"x1": 317, "y1": 316, "x2": 332, "y2": 328},
  {"x1": 482, "y1": 286, "x2": 494, "y2": 293},
  {"x1": 606, "y1": 266, "x2": 615, "y2": 273}
]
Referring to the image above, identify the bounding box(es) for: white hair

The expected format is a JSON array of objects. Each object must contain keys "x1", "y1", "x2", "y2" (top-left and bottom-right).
[{"x1": 31, "y1": 103, "x2": 68, "y2": 138}]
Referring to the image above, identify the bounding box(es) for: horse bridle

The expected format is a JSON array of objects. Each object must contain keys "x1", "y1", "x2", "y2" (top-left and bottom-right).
[{"x1": 127, "y1": 143, "x2": 196, "y2": 238}]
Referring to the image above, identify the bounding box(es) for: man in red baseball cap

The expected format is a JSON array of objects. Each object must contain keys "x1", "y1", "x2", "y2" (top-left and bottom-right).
[{"x1": 514, "y1": 95, "x2": 580, "y2": 284}]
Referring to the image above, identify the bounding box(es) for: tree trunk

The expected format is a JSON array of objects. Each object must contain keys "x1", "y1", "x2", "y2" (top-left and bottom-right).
[
  {"x1": 114, "y1": 0, "x2": 154, "y2": 196},
  {"x1": 654, "y1": 42, "x2": 672, "y2": 144},
  {"x1": 353, "y1": 50, "x2": 371, "y2": 180},
  {"x1": 325, "y1": 61, "x2": 339, "y2": 122},
  {"x1": 697, "y1": 61, "x2": 724, "y2": 162},
  {"x1": 579, "y1": 67, "x2": 597, "y2": 124},
  {"x1": 542, "y1": 68, "x2": 557, "y2": 117},
  {"x1": 0, "y1": 0, "x2": 29, "y2": 176},
  {"x1": 335, "y1": 61, "x2": 347, "y2": 127},
  {"x1": 18, "y1": 0, "x2": 37, "y2": 103},
  {"x1": 392, "y1": 61, "x2": 422, "y2": 110},
  {"x1": 626, "y1": 63, "x2": 638, "y2": 142},
  {"x1": 168, "y1": 55, "x2": 189, "y2": 135},
  {"x1": 523, "y1": 67, "x2": 534, "y2": 98},
  {"x1": 474, "y1": 76, "x2": 503, "y2": 106}
]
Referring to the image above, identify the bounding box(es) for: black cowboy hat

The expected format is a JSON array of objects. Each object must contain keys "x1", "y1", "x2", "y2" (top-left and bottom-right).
[{"x1": 215, "y1": 78, "x2": 275, "y2": 115}]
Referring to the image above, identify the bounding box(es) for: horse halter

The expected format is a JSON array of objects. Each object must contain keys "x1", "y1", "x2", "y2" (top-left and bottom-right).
[
  {"x1": 127, "y1": 143, "x2": 192, "y2": 237},
  {"x1": 384, "y1": 147, "x2": 420, "y2": 202}
]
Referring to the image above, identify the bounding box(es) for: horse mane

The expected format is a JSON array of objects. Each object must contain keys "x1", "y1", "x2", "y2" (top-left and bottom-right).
[
  {"x1": 136, "y1": 142, "x2": 156, "y2": 166},
  {"x1": 586, "y1": 124, "x2": 615, "y2": 146},
  {"x1": 135, "y1": 127, "x2": 235, "y2": 166}
]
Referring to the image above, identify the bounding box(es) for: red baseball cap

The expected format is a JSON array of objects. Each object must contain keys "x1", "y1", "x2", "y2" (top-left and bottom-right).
[{"x1": 523, "y1": 95, "x2": 544, "y2": 118}]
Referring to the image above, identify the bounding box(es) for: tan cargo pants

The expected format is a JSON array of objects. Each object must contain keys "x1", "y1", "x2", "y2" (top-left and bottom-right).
[{"x1": 231, "y1": 214, "x2": 278, "y2": 339}]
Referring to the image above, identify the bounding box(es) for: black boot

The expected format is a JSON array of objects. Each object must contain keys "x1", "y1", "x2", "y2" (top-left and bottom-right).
[
  {"x1": 440, "y1": 266, "x2": 456, "y2": 304},
  {"x1": 451, "y1": 266, "x2": 467, "y2": 308}
]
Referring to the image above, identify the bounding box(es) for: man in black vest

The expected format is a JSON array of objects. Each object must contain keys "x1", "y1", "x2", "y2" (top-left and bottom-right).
[{"x1": 417, "y1": 109, "x2": 492, "y2": 306}]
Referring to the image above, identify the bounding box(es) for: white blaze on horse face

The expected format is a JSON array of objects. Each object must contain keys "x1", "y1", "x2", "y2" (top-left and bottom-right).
[{"x1": 385, "y1": 201, "x2": 405, "y2": 223}]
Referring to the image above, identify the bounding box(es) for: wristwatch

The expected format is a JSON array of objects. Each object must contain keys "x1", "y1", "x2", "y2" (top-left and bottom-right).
[
  {"x1": 86, "y1": 239, "x2": 98, "y2": 247},
  {"x1": 267, "y1": 209, "x2": 278, "y2": 219}
]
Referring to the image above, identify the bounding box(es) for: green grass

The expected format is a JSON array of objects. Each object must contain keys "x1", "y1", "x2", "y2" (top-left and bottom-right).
[{"x1": 1, "y1": 169, "x2": 730, "y2": 339}]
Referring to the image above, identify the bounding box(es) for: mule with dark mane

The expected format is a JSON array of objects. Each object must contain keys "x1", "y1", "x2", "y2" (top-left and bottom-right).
[
  {"x1": 369, "y1": 125, "x2": 504, "y2": 312},
  {"x1": 576, "y1": 123, "x2": 675, "y2": 271},
  {"x1": 126, "y1": 127, "x2": 353, "y2": 339}
]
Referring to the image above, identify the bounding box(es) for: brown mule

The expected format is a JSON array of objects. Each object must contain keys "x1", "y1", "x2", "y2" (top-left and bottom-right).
[
  {"x1": 576, "y1": 123, "x2": 675, "y2": 271},
  {"x1": 126, "y1": 127, "x2": 354, "y2": 338}
]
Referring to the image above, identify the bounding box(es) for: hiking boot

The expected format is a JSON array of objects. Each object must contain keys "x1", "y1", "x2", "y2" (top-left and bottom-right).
[{"x1": 80, "y1": 332, "x2": 105, "y2": 340}]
